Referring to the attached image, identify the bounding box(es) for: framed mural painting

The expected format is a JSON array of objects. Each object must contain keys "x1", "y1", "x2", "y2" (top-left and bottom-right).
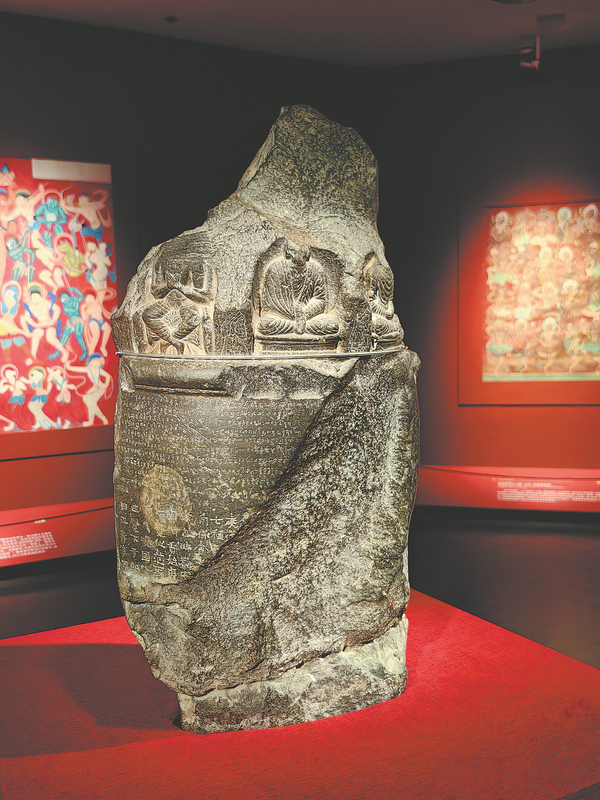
[
  {"x1": 458, "y1": 199, "x2": 600, "y2": 405},
  {"x1": 0, "y1": 157, "x2": 119, "y2": 458}
]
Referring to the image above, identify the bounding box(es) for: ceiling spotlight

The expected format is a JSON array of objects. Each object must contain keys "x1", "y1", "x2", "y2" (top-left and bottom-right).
[
  {"x1": 520, "y1": 35, "x2": 541, "y2": 69},
  {"x1": 165, "y1": 15, "x2": 178, "y2": 24}
]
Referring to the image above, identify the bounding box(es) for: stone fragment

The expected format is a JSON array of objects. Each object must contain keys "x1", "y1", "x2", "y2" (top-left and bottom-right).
[{"x1": 112, "y1": 105, "x2": 419, "y2": 732}]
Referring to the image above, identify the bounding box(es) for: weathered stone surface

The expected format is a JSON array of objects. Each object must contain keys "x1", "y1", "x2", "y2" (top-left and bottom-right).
[{"x1": 112, "y1": 106, "x2": 419, "y2": 732}]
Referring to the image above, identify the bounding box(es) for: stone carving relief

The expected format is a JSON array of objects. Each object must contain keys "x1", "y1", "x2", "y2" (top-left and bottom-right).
[
  {"x1": 252, "y1": 239, "x2": 344, "y2": 353},
  {"x1": 112, "y1": 106, "x2": 419, "y2": 733},
  {"x1": 136, "y1": 255, "x2": 216, "y2": 355},
  {"x1": 362, "y1": 252, "x2": 403, "y2": 348},
  {"x1": 112, "y1": 234, "x2": 217, "y2": 356},
  {"x1": 112, "y1": 109, "x2": 405, "y2": 360}
]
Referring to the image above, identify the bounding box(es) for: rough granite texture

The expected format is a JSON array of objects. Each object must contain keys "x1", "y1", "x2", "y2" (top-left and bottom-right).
[{"x1": 112, "y1": 106, "x2": 419, "y2": 732}]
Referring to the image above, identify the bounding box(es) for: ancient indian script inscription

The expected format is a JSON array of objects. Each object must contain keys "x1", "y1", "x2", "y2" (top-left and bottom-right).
[{"x1": 114, "y1": 386, "x2": 322, "y2": 583}]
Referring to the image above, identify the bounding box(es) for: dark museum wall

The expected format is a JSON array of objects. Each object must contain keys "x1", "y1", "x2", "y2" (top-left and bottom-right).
[{"x1": 0, "y1": 11, "x2": 598, "y2": 514}]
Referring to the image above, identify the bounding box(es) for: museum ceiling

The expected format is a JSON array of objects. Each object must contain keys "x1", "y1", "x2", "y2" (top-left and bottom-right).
[{"x1": 2, "y1": 0, "x2": 600, "y2": 66}]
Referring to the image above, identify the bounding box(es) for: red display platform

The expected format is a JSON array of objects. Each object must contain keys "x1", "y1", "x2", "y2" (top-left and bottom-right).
[{"x1": 1, "y1": 591, "x2": 599, "y2": 800}]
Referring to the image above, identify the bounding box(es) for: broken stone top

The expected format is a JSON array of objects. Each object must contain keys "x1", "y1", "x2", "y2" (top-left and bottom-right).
[
  {"x1": 237, "y1": 105, "x2": 379, "y2": 228},
  {"x1": 112, "y1": 105, "x2": 404, "y2": 357}
]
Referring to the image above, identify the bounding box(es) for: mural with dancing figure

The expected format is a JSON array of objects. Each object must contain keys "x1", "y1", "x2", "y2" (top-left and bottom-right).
[
  {"x1": 0, "y1": 158, "x2": 117, "y2": 432},
  {"x1": 484, "y1": 202, "x2": 600, "y2": 381}
]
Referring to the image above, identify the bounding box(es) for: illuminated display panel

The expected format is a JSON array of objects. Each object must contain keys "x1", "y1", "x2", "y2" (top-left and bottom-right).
[
  {"x1": 484, "y1": 202, "x2": 600, "y2": 383},
  {"x1": 0, "y1": 158, "x2": 118, "y2": 434}
]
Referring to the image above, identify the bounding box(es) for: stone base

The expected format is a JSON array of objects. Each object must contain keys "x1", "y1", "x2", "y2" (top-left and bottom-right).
[{"x1": 177, "y1": 617, "x2": 408, "y2": 733}]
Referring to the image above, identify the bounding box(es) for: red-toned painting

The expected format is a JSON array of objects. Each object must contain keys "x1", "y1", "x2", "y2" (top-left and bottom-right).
[
  {"x1": 459, "y1": 199, "x2": 600, "y2": 405},
  {"x1": 0, "y1": 158, "x2": 118, "y2": 433},
  {"x1": 483, "y1": 202, "x2": 600, "y2": 382}
]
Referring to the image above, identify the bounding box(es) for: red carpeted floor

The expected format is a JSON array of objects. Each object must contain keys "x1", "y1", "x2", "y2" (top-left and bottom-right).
[{"x1": 1, "y1": 590, "x2": 599, "y2": 800}]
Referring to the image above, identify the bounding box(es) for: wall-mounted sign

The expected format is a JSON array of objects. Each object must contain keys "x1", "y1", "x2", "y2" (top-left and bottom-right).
[{"x1": 0, "y1": 158, "x2": 118, "y2": 433}]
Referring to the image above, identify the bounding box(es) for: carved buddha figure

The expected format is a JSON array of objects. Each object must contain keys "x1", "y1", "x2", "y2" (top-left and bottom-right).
[
  {"x1": 363, "y1": 253, "x2": 403, "y2": 346},
  {"x1": 136, "y1": 254, "x2": 216, "y2": 355},
  {"x1": 255, "y1": 242, "x2": 341, "y2": 339}
]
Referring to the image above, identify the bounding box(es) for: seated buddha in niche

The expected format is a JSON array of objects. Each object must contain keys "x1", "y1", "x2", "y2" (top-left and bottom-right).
[
  {"x1": 255, "y1": 241, "x2": 341, "y2": 340},
  {"x1": 363, "y1": 253, "x2": 403, "y2": 347}
]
